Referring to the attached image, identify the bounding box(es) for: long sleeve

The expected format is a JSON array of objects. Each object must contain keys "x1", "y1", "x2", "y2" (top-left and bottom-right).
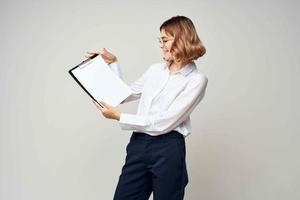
[
  {"x1": 119, "y1": 75, "x2": 208, "y2": 135},
  {"x1": 109, "y1": 61, "x2": 152, "y2": 104},
  {"x1": 109, "y1": 62, "x2": 123, "y2": 79}
]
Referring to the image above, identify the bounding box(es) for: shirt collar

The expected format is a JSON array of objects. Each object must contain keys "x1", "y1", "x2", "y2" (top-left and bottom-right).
[{"x1": 164, "y1": 61, "x2": 196, "y2": 76}]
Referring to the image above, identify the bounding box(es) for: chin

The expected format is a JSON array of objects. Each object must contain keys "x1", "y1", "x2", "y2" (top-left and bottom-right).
[{"x1": 163, "y1": 56, "x2": 171, "y2": 62}]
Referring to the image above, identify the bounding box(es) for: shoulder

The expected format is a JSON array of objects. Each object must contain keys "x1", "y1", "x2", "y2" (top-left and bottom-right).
[
  {"x1": 189, "y1": 63, "x2": 208, "y2": 84},
  {"x1": 193, "y1": 71, "x2": 208, "y2": 83},
  {"x1": 187, "y1": 66, "x2": 208, "y2": 90}
]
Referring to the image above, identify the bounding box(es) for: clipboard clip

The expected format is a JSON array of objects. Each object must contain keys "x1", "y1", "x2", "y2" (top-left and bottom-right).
[
  {"x1": 79, "y1": 54, "x2": 99, "y2": 69},
  {"x1": 79, "y1": 60, "x2": 93, "y2": 69}
]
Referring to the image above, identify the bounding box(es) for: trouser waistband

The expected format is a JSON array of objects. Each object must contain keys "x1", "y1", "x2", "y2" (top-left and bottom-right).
[{"x1": 131, "y1": 130, "x2": 184, "y2": 140}]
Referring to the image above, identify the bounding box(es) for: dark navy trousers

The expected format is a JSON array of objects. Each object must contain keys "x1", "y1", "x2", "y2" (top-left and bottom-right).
[{"x1": 113, "y1": 130, "x2": 189, "y2": 200}]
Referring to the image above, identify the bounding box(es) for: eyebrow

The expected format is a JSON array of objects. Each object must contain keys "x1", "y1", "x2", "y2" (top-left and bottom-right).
[{"x1": 159, "y1": 36, "x2": 167, "y2": 39}]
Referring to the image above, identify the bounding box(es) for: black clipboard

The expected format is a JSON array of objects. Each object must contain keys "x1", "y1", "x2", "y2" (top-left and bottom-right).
[
  {"x1": 68, "y1": 54, "x2": 104, "y2": 108},
  {"x1": 68, "y1": 54, "x2": 132, "y2": 108}
]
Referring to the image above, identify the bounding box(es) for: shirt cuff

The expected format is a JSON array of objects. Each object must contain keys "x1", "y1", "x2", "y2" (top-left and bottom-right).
[{"x1": 119, "y1": 113, "x2": 148, "y2": 130}]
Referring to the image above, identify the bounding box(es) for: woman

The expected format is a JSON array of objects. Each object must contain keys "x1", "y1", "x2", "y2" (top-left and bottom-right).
[{"x1": 86, "y1": 15, "x2": 208, "y2": 200}]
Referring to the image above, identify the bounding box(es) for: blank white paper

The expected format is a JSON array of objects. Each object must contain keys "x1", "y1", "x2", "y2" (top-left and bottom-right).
[{"x1": 72, "y1": 55, "x2": 132, "y2": 107}]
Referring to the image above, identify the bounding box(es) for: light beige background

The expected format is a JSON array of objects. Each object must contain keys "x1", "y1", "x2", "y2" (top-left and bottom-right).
[{"x1": 0, "y1": 0, "x2": 299, "y2": 199}]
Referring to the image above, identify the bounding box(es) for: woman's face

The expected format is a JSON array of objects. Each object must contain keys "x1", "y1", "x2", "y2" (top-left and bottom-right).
[{"x1": 159, "y1": 29, "x2": 174, "y2": 62}]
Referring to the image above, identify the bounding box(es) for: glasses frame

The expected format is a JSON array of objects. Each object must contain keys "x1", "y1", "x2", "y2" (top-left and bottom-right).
[{"x1": 158, "y1": 37, "x2": 174, "y2": 45}]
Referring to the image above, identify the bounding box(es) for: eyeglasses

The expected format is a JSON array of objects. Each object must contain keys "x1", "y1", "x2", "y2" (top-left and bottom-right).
[{"x1": 158, "y1": 37, "x2": 174, "y2": 45}]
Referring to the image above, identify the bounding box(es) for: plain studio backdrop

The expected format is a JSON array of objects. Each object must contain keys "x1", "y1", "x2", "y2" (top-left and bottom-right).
[{"x1": 0, "y1": 0, "x2": 299, "y2": 199}]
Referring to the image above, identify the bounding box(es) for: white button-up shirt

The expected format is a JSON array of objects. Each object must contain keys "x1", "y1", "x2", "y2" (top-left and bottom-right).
[{"x1": 109, "y1": 60, "x2": 208, "y2": 138}]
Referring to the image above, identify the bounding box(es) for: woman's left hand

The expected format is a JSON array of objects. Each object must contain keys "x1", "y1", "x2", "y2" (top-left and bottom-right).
[{"x1": 93, "y1": 100, "x2": 121, "y2": 121}]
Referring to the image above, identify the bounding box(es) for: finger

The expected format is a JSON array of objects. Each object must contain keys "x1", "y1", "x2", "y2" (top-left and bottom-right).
[
  {"x1": 99, "y1": 102, "x2": 105, "y2": 109},
  {"x1": 97, "y1": 101, "x2": 106, "y2": 110},
  {"x1": 87, "y1": 50, "x2": 101, "y2": 54},
  {"x1": 85, "y1": 51, "x2": 99, "y2": 58},
  {"x1": 102, "y1": 48, "x2": 112, "y2": 56},
  {"x1": 87, "y1": 50, "x2": 111, "y2": 63},
  {"x1": 100, "y1": 101, "x2": 110, "y2": 108},
  {"x1": 93, "y1": 100, "x2": 101, "y2": 109},
  {"x1": 85, "y1": 54, "x2": 93, "y2": 58},
  {"x1": 93, "y1": 100, "x2": 104, "y2": 111},
  {"x1": 100, "y1": 51, "x2": 111, "y2": 58},
  {"x1": 101, "y1": 54, "x2": 110, "y2": 60}
]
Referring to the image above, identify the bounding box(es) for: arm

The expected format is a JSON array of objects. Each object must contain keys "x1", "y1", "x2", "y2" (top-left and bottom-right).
[
  {"x1": 108, "y1": 61, "x2": 123, "y2": 80},
  {"x1": 118, "y1": 75, "x2": 208, "y2": 135}
]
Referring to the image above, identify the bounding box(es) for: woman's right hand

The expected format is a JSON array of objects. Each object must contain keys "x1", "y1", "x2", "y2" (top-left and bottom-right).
[{"x1": 85, "y1": 48, "x2": 118, "y2": 64}]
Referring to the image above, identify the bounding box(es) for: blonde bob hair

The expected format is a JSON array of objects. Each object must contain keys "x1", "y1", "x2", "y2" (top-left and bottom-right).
[{"x1": 160, "y1": 16, "x2": 206, "y2": 64}]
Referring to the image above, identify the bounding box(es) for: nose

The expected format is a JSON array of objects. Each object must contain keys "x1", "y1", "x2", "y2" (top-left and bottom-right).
[{"x1": 160, "y1": 42, "x2": 163, "y2": 48}]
